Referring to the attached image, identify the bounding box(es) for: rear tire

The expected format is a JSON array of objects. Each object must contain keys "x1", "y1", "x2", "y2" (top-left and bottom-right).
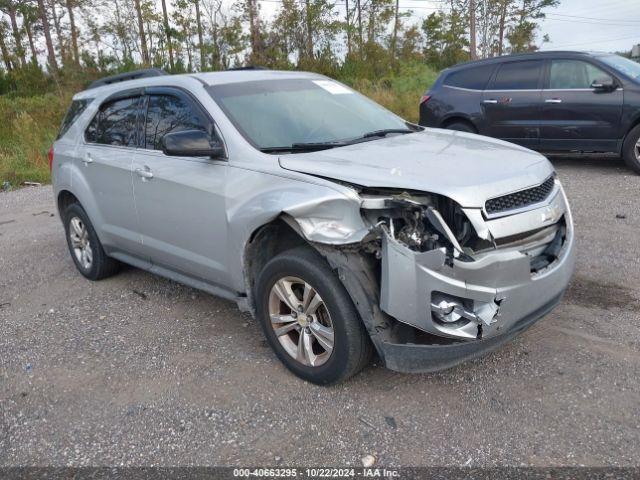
[
  {"x1": 444, "y1": 121, "x2": 476, "y2": 133},
  {"x1": 622, "y1": 124, "x2": 640, "y2": 174},
  {"x1": 63, "y1": 203, "x2": 120, "y2": 280},
  {"x1": 255, "y1": 246, "x2": 373, "y2": 385}
]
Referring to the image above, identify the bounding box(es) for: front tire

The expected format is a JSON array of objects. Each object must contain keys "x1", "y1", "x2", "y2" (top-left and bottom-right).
[
  {"x1": 622, "y1": 124, "x2": 640, "y2": 174},
  {"x1": 255, "y1": 246, "x2": 373, "y2": 385},
  {"x1": 63, "y1": 203, "x2": 120, "y2": 280}
]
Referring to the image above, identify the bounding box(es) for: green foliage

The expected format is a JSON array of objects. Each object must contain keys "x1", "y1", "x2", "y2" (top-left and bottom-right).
[{"x1": 0, "y1": 93, "x2": 70, "y2": 186}]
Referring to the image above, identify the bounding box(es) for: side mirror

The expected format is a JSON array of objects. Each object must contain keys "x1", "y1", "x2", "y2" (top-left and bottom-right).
[
  {"x1": 162, "y1": 129, "x2": 226, "y2": 158},
  {"x1": 591, "y1": 77, "x2": 616, "y2": 92}
]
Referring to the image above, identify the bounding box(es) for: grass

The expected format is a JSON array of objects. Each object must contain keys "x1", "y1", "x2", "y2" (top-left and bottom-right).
[
  {"x1": 0, "y1": 92, "x2": 71, "y2": 187},
  {"x1": 0, "y1": 63, "x2": 437, "y2": 187}
]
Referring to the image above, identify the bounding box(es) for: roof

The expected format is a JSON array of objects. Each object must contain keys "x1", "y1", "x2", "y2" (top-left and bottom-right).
[
  {"x1": 74, "y1": 69, "x2": 324, "y2": 99},
  {"x1": 447, "y1": 50, "x2": 614, "y2": 71}
]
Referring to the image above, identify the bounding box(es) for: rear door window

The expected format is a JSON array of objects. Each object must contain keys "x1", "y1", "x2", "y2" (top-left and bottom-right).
[
  {"x1": 85, "y1": 97, "x2": 140, "y2": 147},
  {"x1": 443, "y1": 64, "x2": 496, "y2": 90},
  {"x1": 490, "y1": 60, "x2": 543, "y2": 90},
  {"x1": 548, "y1": 60, "x2": 613, "y2": 89},
  {"x1": 144, "y1": 94, "x2": 209, "y2": 151}
]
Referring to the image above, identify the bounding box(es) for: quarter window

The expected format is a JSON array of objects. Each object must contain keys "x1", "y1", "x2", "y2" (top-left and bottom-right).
[
  {"x1": 491, "y1": 60, "x2": 543, "y2": 90},
  {"x1": 444, "y1": 64, "x2": 496, "y2": 90},
  {"x1": 549, "y1": 60, "x2": 613, "y2": 89},
  {"x1": 58, "y1": 99, "x2": 91, "y2": 139},
  {"x1": 85, "y1": 97, "x2": 140, "y2": 147},
  {"x1": 144, "y1": 94, "x2": 209, "y2": 151}
]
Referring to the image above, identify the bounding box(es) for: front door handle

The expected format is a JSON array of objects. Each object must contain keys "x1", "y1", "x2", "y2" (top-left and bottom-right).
[
  {"x1": 483, "y1": 99, "x2": 498, "y2": 104},
  {"x1": 135, "y1": 166, "x2": 154, "y2": 180},
  {"x1": 82, "y1": 153, "x2": 93, "y2": 165},
  {"x1": 545, "y1": 98, "x2": 563, "y2": 103}
]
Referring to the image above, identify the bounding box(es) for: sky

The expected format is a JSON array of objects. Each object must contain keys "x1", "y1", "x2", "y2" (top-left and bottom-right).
[
  {"x1": 537, "y1": 0, "x2": 640, "y2": 53},
  {"x1": 258, "y1": 0, "x2": 640, "y2": 55}
]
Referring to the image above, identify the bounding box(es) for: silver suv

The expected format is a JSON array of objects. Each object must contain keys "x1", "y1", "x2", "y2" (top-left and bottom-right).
[{"x1": 51, "y1": 68, "x2": 575, "y2": 384}]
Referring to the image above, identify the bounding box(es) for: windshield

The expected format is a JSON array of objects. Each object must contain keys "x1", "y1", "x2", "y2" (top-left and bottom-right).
[
  {"x1": 208, "y1": 78, "x2": 410, "y2": 151},
  {"x1": 599, "y1": 55, "x2": 640, "y2": 81}
]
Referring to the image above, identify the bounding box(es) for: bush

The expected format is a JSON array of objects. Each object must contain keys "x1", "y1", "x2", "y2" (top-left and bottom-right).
[{"x1": 0, "y1": 93, "x2": 70, "y2": 186}]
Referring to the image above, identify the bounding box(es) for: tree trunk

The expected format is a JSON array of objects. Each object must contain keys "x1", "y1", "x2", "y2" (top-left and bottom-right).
[
  {"x1": 49, "y1": 1, "x2": 67, "y2": 63},
  {"x1": 0, "y1": 23, "x2": 13, "y2": 71},
  {"x1": 247, "y1": 0, "x2": 261, "y2": 64},
  {"x1": 36, "y1": 0, "x2": 58, "y2": 70},
  {"x1": 7, "y1": 5, "x2": 27, "y2": 67},
  {"x1": 391, "y1": 0, "x2": 399, "y2": 59},
  {"x1": 161, "y1": 0, "x2": 175, "y2": 69},
  {"x1": 498, "y1": 0, "x2": 507, "y2": 56},
  {"x1": 356, "y1": 0, "x2": 363, "y2": 53},
  {"x1": 194, "y1": 0, "x2": 205, "y2": 70},
  {"x1": 24, "y1": 20, "x2": 39, "y2": 66},
  {"x1": 367, "y1": 0, "x2": 375, "y2": 46},
  {"x1": 66, "y1": 0, "x2": 79, "y2": 64},
  {"x1": 469, "y1": 0, "x2": 477, "y2": 59},
  {"x1": 304, "y1": 0, "x2": 313, "y2": 60},
  {"x1": 133, "y1": 0, "x2": 150, "y2": 65},
  {"x1": 345, "y1": 0, "x2": 351, "y2": 56}
]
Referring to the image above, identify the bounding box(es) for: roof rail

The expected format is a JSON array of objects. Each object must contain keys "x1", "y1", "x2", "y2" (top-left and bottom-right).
[
  {"x1": 226, "y1": 65, "x2": 268, "y2": 71},
  {"x1": 87, "y1": 68, "x2": 169, "y2": 90}
]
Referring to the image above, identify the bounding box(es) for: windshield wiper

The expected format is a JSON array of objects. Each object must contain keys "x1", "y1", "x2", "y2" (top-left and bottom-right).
[
  {"x1": 260, "y1": 141, "x2": 348, "y2": 153},
  {"x1": 362, "y1": 128, "x2": 415, "y2": 138},
  {"x1": 259, "y1": 128, "x2": 418, "y2": 153}
]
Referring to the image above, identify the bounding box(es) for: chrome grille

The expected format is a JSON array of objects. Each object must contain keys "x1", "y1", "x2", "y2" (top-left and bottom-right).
[{"x1": 485, "y1": 176, "x2": 555, "y2": 215}]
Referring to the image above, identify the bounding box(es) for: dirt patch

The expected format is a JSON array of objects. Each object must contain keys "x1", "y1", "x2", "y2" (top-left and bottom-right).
[{"x1": 564, "y1": 276, "x2": 638, "y2": 311}]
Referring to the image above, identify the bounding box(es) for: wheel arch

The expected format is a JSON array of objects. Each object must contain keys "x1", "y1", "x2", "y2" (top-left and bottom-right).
[
  {"x1": 623, "y1": 114, "x2": 640, "y2": 143},
  {"x1": 241, "y1": 216, "x2": 311, "y2": 315},
  {"x1": 440, "y1": 115, "x2": 478, "y2": 132},
  {"x1": 57, "y1": 189, "x2": 80, "y2": 216}
]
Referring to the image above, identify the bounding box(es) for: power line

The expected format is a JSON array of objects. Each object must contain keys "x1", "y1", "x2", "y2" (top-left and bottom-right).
[
  {"x1": 543, "y1": 17, "x2": 640, "y2": 27},
  {"x1": 545, "y1": 12, "x2": 640, "y2": 24},
  {"x1": 549, "y1": 34, "x2": 640, "y2": 49}
]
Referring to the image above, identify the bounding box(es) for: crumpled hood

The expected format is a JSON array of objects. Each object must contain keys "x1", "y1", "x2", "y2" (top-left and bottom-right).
[{"x1": 279, "y1": 129, "x2": 554, "y2": 208}]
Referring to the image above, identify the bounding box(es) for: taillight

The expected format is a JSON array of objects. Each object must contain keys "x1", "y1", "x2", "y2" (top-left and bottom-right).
[
  {"x1": 420, "y1": 95, "x2": 431, "y2": 105},
  {"x1": 48, "y1": 145, "x2": 54, "y2": 172}
]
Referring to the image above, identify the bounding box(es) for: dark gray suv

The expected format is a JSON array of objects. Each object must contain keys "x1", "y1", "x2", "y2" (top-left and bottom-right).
[{"x1": 419, "y1": 51, "x2": 640, "y2": 173}]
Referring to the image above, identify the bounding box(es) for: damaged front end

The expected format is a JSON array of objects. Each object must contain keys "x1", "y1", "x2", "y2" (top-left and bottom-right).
[{"x1": 307, "y1": 177, "x2": 575, "y2": 373}]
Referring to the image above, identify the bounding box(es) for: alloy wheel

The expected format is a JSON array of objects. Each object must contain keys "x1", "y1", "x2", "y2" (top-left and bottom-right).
[
  {"x1": 69, "y1": 216, "x2": 93, "y2": 270},
  {"x1": 268, "y1": 276, "x2": 335, "y2": 367}
]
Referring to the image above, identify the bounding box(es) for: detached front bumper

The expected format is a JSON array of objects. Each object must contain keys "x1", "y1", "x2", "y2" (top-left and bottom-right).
[{"x1": 377, "y1": 188, "x2": 576, "y2": 373}]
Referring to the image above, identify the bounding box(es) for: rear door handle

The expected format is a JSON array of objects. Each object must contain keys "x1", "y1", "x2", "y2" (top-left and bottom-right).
[
  {"x1": 135, "y1": 167, "x2": 154, "y2": 180},
  {"x1": 545, "y1": 98, "x2": 563, "y2": 103},
  {"x1": 483, "y1": 99, "x2": 498, "y2": 104},
  {"x1": 82, "y1": 153, "x2": 93, "y2": 165}
]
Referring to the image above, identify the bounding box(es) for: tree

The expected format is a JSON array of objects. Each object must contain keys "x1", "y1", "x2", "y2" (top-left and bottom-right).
[
  {"x1": 65, "y1": 0, "x2": 79, "y2": 64},
  {"x1": 160, "y1": 0, "x2": 174, "y2": 69},
  {"x1": 469, "y1": 0, "x2": 477, "y2": 59},
  {"x1": 0, "y1": 0, "x2": 27, "y2": 67},
  {"x1": 36, "y1": 0, "x2": 58, "y2": 70},
  {"x1": 193, "y1": 0, "x2": 205, "y2": 70},
  {"x1": 0, "y1": 19, "x2": 14, "y2": 71},
  {"x1": 132, "y1": 0, "x2": 150, "y2": 64},
  {"x1": 17, "y1": 1, "x2": 40, "y2": 65},
  {"x1": 506, "y1": 0, "x2": 558, "y2": 53}
]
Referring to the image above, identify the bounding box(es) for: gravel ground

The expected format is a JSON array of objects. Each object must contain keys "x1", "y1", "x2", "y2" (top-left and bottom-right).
[{"x1": 1, "y1": 156, "x2": 639, "y2": 467}]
